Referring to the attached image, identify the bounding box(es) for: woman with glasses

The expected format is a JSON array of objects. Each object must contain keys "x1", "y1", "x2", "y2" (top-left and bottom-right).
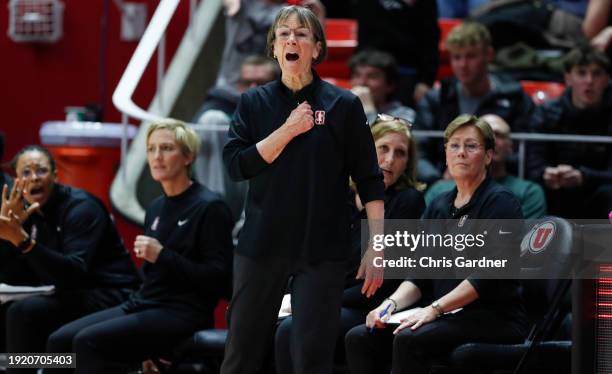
[
  {"x1": 0, "y1": 145, "x2": 141, "y2": 372},
  {"x1": 44, "y1": 119, "x2": 233, "y2": 374},
  {"x1": 345, "y1": 114, "x2": 528, "y2": 374},
  {"x1": 221, "y1": 5, "x2": 386, "y2": 374},
  {"x1": 275, "y1": 115, "x2": 426, "y2": 372}
]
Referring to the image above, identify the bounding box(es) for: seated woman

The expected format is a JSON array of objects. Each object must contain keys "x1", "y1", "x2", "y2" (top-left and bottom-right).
[
  {"x1": 275, "y1": 115, "x2": 426, "y2": 373},
  {"x1": 0, "y1": 145, "x2": 141, "y2": 366},
  {"x1": 345, "y1": 114, "x2": 528, "y2": 374},
  {"x1": 45, "y1": 119, "x2": 234, "y2": 374}
]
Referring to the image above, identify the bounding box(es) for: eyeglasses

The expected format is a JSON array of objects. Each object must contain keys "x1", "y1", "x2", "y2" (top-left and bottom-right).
[
  {"x1": 275, "y1": 28, "x2": 313, "y2": 41},
  {"x1": 372, "y1": 113, "x2": 413, "y2": 129},
  {"x1": 446, "y1": 142, "x2": 483, "y2": 154},
  {"x1": 19, "y1": 167, "x2": 50, "y2": 178}
]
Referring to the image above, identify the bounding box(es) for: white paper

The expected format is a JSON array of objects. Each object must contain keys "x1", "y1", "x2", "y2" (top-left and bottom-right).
[
  {"x1": 278, "y1": 293, "x2": 292, "y2": 319},
  {"x1": 0, "y1": 283, "x2": 55, "y2": 304}
]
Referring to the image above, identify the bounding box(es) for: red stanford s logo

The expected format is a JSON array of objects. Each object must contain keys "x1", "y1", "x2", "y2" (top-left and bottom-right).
[{"x1": 314, "y1": 110, "x2": 326, "y2": 125}]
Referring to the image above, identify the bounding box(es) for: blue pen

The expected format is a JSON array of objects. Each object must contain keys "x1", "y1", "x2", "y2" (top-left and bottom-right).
[{"x1": 369, "y1": 303, "x2": 392, "y2": 333}]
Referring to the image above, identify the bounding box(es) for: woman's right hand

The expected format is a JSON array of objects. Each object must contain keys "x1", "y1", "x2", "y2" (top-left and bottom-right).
[
  {"x1": 365, "y1": 299, "x2": 394, "y2": 330},
  {"x1": 1, "y1": 179, "x2": 39, "y2": 224},
  {"x1": 283, "y1": 102, "x2": 314, "y2": 138},
  {"x1": 0, "y1": 182, "x2": 38, "y2": 246}
]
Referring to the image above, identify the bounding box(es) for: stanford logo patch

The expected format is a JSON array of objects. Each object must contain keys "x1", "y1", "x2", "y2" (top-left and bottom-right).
[{"x1": 314, "y1": 110, "x2": 326, "y2": 125}]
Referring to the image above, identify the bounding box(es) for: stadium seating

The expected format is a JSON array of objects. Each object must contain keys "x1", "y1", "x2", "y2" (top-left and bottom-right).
[{"x1": 316, "y1": 19, "x2": 357, "y2": 79}]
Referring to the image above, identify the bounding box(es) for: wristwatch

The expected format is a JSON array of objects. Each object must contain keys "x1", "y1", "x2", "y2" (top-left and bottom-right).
[{"x1": 431, "y1": 301, "x2": 444, "y2": 317}]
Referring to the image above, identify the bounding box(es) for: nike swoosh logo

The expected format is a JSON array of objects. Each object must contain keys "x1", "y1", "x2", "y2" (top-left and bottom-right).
[{"x1": 177, "y1": 219, "x2": 188, "y2": 227}]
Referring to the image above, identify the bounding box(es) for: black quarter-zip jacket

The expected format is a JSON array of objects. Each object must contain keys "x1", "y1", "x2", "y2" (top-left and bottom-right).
[
  {"x1": 19, "y1": 184, "x2": 141, "y2": 290},
  {"x1": 124, "y1": 182, "x2": 233, "y2": 321},
  {"x1": 223, "y1": 71, "x2": 385, "y2": 262}
]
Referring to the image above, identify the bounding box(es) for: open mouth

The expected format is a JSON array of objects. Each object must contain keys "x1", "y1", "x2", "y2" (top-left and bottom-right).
[
  {"x1": 29, "y1": 186, "x2": 44, "y2": 198},
  {"x1": 286, "y1": 52, "x2": 299, "y2": 62}
]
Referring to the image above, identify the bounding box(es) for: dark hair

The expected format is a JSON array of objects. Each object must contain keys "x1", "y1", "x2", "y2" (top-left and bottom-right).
[
  {"x1": 348, "y1": 49, "x2": 399, "y2": 85},
  {"x1": 11, "y1": 145, "x2": 56, "y2": 174},
  {"x1": 563, "y1": 44, "x2": 611, "y2": 73},
  {"x1": 266, "y1": 5, "x2": 327, "y2": 65}
]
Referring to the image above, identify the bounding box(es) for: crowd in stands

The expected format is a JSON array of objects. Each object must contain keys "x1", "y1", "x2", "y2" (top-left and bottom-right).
[{"x1": 0, "y1": 1, "x2": 611, "y2": 373}]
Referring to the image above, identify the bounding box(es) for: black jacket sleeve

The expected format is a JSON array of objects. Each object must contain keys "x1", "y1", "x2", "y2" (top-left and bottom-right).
[
  {"x1": 223, "y1": 92, "x2": 270, "y2": 181},
  {"x1": 23, "y1": 200, "x2": 108, "y2": 288},
  {"x1": 346, "y1": 96, "x2": 385, "y2": 203},
  {"x1": 579, "y1": 166, "x2": 612, "y2": 186},
  {"x1": 154, "y1": 200, "x2": 233, "y2": 297}
]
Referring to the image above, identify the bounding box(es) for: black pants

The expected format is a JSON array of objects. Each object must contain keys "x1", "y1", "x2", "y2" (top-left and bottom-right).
[
  {"x1": 4, "y1": 289, "x2": 129, "y2": 374},
  {"x1": 345, "y1": 309, "x2": 526, "y2": 374},
  {"x1": 275, "y1": 307, "x2": 367, "y2": 374},
  {"x1": 0, "y1": 302, "x2": 9, "y2": 354},
  {"x1": 45, "y1": 304, "x2": 205, "y2": 374},
  {"x1": 220, "y1": 254, "x2": 346, "y2": 374}
]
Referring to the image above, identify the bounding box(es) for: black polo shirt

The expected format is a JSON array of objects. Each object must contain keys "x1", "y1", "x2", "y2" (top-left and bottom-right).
[{"x1": 414, "y1": 177, "x2": 526, "y2": 327}]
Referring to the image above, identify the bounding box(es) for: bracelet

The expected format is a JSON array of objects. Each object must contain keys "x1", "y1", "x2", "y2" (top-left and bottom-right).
[
  {"x1": 431, "y1": 301, "x2": 444, "y2": 317},
  {"x1": 384, "y1": 297, "x2": 398, "y2": 313}
]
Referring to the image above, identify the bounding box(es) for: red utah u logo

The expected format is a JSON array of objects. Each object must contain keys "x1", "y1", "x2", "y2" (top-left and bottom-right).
[{"x1": 529, "y1": 222, "x2": 555, "y2": 253}]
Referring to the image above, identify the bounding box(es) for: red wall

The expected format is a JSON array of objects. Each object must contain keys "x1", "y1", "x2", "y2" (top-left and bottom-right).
[
  {"x1": 0, "y1": 0, "x2": 190, "y2": 161},
  {"x1": 0, "y1": 0, "x2": 194, "y2": 271}
]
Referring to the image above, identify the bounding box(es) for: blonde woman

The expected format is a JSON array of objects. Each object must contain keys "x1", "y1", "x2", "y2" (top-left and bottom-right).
[{"x1": 46, "y1": 119, "x2": 233, "y2": 374}]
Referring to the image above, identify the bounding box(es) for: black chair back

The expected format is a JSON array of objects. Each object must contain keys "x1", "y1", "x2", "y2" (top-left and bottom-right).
[{"x1": 519, "y1": 217, "x2": 575, "y2": 326}]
